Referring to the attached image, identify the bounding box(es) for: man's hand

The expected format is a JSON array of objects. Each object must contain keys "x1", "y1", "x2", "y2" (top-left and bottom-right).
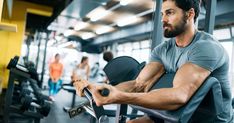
[
  {"x1": 73, "y1": 75, "x2": 90, "y2": 96},
  {"x1": 91, "y1": 84, "x2": 125, "y2": 106}
]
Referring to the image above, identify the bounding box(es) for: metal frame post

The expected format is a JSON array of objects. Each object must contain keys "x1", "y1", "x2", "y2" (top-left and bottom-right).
[
  {"x1": 40, "y1": 31, "x2": 49, "y2": 85},
  {"x1": 151, "y1": 0, "x2": 163, "y2": 51},
  {"x1": 36, "y1": 32, "x2": 42, "y2": 70},
  {"x1": 115, "y1": 104, "x2": 128, "y2": 123},
  {"x1": 204, "y1": 0, "x2": 217, "y2": 34}
]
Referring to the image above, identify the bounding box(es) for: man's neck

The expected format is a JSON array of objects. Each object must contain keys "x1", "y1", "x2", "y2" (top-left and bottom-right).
[{"x1": 175, "y1": 25, "x2": 196, "y2": 47}]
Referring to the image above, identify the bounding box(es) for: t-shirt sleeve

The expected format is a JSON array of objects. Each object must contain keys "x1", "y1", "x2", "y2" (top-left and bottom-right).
[
  {"x1": 188, "y1": 40, "x2": 224, "y2": 72},
  {"x1": 150, "y1": 42, "x2": 166, "y2": 64}
]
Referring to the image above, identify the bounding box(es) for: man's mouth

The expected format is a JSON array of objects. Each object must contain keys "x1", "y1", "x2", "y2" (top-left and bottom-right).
[
  {"x1": 163, "y1": 26, "x2": 170, "y2": 30},
  {"x1": 163, "y1": 24, "x2": 170, "y2": 29}
]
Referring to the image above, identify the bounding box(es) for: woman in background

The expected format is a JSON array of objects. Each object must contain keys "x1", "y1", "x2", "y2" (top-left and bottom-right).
[
  {"x1": 48, "y1": 53, "x2": 63, "y2": 100},
  {"x1": 71, "y1": 56, "x2": 90, "y2": 81}
]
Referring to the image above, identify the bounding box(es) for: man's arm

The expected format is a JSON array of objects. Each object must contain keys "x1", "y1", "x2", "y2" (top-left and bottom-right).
[
  {"x1": 115, "y1": 62, "x2": 165, "y2": 92},
  {"x1": 74, "y1": 61, "x2": 164, "y2": 96},
  {"x1": 93, "y1": 63, "x2": 210, "y2": 110}
]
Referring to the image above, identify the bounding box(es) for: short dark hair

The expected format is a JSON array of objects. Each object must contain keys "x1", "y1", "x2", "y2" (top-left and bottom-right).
[
  {"x1": 163, "y1": 0, "x2": 200, "y2": 23},
  {"x1": 81, "y1": 56, "x2": 88, "y2": 63},
  {"x1": 103, "y1": 51, "x2": 113, "y2": 62}
]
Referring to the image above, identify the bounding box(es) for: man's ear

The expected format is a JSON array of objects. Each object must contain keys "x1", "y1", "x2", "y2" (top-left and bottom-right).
[{"x1": 186, "y1": 8, "x2": 195, "y2": 21}]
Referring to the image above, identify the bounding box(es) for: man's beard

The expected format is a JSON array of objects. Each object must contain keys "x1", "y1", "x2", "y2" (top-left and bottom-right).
[{"x1": 163, "y1": 14, "x2": 187, "y2": 38}]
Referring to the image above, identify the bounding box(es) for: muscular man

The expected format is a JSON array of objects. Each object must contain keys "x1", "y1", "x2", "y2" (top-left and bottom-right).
[{"x1": 73, "y1": 0, "x2": 233, "y2": 122}]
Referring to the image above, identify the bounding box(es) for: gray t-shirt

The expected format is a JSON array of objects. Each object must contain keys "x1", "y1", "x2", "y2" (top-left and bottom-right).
[{"x1": 151, "y1": 31, "x2": 232, "y2": 122}]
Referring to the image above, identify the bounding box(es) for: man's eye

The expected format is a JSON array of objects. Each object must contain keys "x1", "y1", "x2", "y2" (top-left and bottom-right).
[{"x1": 166, "y1": 12, "x2": 172, "y2": 16}]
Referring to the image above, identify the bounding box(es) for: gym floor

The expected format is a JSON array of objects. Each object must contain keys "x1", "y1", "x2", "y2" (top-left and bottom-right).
[
  {"x1": 0, "y1": 89, "x2": 117, "y2": 123},
  {"x1": 41, "y1": 90, "x2": 91, "y2": 123},
  {"x1": 40, "y1": 89, "x2": 116, "y2": 123}
]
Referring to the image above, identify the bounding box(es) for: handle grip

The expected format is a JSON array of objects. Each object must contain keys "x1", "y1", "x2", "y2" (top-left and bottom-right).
[{"x1": 99, "y1": 88, "x2": 109, "y2": 97}]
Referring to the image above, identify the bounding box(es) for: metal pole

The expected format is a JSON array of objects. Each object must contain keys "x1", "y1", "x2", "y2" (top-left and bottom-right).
[
  {"x1": 151, "y1": 0, "x2": 163, "y2": 51},
  {"x1": 204, "y1": 0, "x2": 217, "y2": 34},
  {"x1": 36, "y1": 32, "x2": 41, "y2": 70},
  {"x1": 40, "y1": 31, "x2": 49, "y2": 85},
  {"x1": 230, "y1": 27, "x2": 234, "y2": 83},
  {"x1": 115, "y1": 104, "x2": 128, "y2": 123}
]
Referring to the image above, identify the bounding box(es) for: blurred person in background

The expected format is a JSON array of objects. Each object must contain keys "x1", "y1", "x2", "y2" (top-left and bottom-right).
[
  {"x1": 48, "y1": 53, "x2": 63, "y2": 100},
  {"x1": 103, "y1": 51, "x2": 114, "y2": 63},
  {"x1": 71, "y1": 56, "x2": 90, "y2": 82},
  {"x1": 102, "y1": 51, "x2": 114, "y2": 83}
]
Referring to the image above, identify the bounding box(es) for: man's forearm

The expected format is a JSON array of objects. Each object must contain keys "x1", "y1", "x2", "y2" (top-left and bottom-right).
[
  {"x1": 117, "y1": 88, "x2": 186, "y2": 110},
  {"x1": 115, "y1": 80, "x2": 137, "y2": 92}
]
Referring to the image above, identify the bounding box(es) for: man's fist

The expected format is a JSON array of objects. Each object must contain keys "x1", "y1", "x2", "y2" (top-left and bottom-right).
[{"x1": 73, "y1": 75, "x2": 89, "y2": 96}]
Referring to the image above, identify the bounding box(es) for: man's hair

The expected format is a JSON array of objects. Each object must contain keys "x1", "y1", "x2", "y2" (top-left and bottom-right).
[
  {"x1": 163, "y1": 0, "x2": 200, "y2": 23},
  {"x1": 103, "y1": 51, "x2": 113, "y2": 62},
  {"x1": 81, "y1": 56, "x2": 88, "y2": 63}
]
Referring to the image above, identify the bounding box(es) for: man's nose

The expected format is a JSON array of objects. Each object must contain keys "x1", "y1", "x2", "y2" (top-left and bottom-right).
[{"x1": 161, "y1": 15, "x2": 168, "y2": 23}]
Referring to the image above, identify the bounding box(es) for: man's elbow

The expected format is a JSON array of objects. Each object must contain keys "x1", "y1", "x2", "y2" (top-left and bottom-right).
[
  {"x1": 169, "y1": 93, "x2": 190, "y2": 110},
  {"x1": 167, "y1": 99, "x2": 187, "y2": 110}
]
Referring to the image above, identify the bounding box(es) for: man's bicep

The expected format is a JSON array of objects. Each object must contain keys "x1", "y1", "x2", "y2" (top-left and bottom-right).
[{"x1": 173, "y1": 63, "x2": 211, "y2": 102}]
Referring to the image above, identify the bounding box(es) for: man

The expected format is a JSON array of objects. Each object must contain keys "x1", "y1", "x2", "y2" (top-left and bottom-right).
[
  {"x1": 73, "y1": 0, "x2": 233, "y2": 122},
  {"x1": 103, "y1": 51, "x2": 114, "y2": 63}
]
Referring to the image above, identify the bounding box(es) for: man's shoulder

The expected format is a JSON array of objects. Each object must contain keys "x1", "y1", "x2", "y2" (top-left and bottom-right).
[
  {"x1": 192, "y1": 31, "x2": 220, "y2": 47},
  {"x1": 196, "y1": 31, "x2": 218, "y2": 43}
]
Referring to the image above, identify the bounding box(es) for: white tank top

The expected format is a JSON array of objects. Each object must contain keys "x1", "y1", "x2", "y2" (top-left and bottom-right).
[{"x1": 74, "y1": 66, "x2": 88, "y2": 80}]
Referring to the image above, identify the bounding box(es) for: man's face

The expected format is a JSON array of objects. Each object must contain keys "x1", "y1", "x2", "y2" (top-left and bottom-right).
[{"x1": 161, "y1": 1, "x2": 187, "y2": 38}]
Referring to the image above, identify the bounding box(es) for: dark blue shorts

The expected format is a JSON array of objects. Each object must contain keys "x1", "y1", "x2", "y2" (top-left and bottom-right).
[{"x1": 148, "y1": 115, "x2": 164, "y2": 123}]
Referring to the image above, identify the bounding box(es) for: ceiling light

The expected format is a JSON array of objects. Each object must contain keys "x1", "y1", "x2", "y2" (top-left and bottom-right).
[
  {"x1": 88, "y1": 7, "x2": 110, "y2": 22},
  {"x1": 116, "y1": 9, "x2": 153, "y2": 27},
  {"x1": 64, "y1": 30, "x2": 76, "y2": 37},
  {"x1": 90, "y1": 11, "x2": 110, "y2": 22},
  {"x1": 74, "y1": 21, "x2": 89, "y2": 31},
  {"x1": 120, "y1": 0, "x2": 133, "y2": 6},
  {"x1": 95, "y1": 26, "x2": 113, "y2": 35},
  {"x1": 101, "y1": 2, "x2": 107, "y2": 5},
  {"x1": 116, "y1": 16, "x2": 138, "y2": 27},
  {"x1": 81, "y1": 32, "x2": 96, "y2": 40}
]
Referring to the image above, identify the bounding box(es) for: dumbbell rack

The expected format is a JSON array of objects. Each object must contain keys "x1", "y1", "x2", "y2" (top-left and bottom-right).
[{"x1": 3, "y1": 68, "x2": 43, "y2": 123}]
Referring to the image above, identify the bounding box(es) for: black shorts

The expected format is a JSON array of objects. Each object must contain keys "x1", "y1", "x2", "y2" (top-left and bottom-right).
[{"x1": 148, "y1": 115, "x2": 164, "y2": 123}]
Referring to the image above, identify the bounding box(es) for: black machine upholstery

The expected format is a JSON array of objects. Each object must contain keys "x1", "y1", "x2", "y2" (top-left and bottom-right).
[
  {"x1": 104, "y1": 56, "x2": 145, "y2": 85},
  {"x1": 103, "y1": 56, "x2": 224, "y2": 123}
]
